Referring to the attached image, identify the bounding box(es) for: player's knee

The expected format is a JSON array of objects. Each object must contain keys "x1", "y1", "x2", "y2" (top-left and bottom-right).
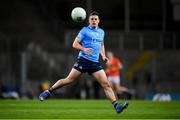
[
  {"x1": 102, "y1": 81, "x2": 111, "y2": 89},
  {"x1": 65, "y1": 77, "x2": 75, "y2": 84}
]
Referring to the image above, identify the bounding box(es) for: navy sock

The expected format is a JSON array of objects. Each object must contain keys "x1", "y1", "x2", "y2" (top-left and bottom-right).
[
  {"x1": 112, "y1": 100, "x2": 118, "y2": 108},
  {"x1": 49, "y1": 87, "x2": 54, "y2": 93}
]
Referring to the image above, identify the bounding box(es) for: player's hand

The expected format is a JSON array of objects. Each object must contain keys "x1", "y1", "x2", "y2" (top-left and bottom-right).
[
  {"x1": 83, "y1": 48, "x2": 93, "y2": 54},
  {"x1": 102, "y1": 56, "x2": 109, "y2": 63}
]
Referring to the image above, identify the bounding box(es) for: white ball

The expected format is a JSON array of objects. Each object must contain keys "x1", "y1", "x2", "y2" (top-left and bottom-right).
[{"x1": 71, "y1": 7, "x2": 86, "y2": 22}]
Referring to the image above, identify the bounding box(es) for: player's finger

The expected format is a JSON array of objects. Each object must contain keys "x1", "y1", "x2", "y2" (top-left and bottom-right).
[
  {"x1": 104, "y1": 58, "x2": 108, "y2": 63},
  {"x1": 87, "y1": 48, "x2": 93, "y2": 53}
]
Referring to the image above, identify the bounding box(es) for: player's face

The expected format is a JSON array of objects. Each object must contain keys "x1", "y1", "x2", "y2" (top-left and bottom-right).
[{"x1": 89, "y1": 15, "x2": 100, "y2": 28}]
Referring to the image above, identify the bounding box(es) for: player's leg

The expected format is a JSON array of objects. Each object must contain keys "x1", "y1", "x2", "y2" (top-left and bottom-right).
[
  {"x1": 115, "y1": 84, "x2": 129, "y2": 93},
  {"x1": 50, "y1": 68, "x2": 81, "y2": 91},
  {"x1": 109, "y1": 76, "x2": 131, "y2": 99},
  {"x1": 92, "y1": 70, "x2": 116, "y2": 101},
  {"x1": 39, "y1": 68, "x2": 81, "y2": 101},
  {"x1": 108, "y1": 76, "x2": 119, "y2": 99},
  {"x1": 108, "y1": 79, "x2": 114, "y2": 89},
  {"x1": 115, "y1": 84, "x2": 133, "y2": 99},
  {"x1": 92, "y1": 70, "x2": 128, "y2": 113},
  {"x1": 109, "y1": 76, "x2": 129, "y2": 93},
  {"x1": 110, "y1": 82, "x2": 119, "y2": 100}
]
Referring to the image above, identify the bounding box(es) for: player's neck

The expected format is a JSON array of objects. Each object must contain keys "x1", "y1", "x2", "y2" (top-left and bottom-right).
[{"x1": 89, "y1": 25, "x2": 98, "y2": 29}]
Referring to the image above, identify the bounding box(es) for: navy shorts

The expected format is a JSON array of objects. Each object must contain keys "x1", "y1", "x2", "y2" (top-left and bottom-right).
[{"x1": 73, "y1": 56, "x2": 103, "y2": 75}]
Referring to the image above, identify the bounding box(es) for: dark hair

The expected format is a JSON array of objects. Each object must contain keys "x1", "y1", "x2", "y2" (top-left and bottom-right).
[{"x1": 89, "y1": 11, "x2": 99, "y2": 17}]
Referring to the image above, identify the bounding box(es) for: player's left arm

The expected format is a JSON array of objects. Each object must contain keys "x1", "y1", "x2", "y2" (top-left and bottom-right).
[{"x1": 100, "y1": 42, "x2": 108, "y2": 63}]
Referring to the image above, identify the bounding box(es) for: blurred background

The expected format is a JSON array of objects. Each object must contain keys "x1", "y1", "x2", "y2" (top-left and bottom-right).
[{"x1": 0, "y1": 0, "x2": 180, "y2": 101}]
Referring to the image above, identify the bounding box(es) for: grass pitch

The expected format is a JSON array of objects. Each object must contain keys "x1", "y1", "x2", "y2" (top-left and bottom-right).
[{"x1": 0, "y1": 99, "x2": 180, "y2": 119}]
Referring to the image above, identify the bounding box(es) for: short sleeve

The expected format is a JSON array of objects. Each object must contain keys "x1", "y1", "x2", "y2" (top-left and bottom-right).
[{"x1": 76, "y1": 27, "x2": 86, "y2": 41}]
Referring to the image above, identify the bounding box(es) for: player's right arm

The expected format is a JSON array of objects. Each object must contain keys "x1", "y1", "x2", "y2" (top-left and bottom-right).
[
  {"x1": 117, "y1": 59, "x2": 123, "y2": 69},
  {"x1": 72, "y1": 38, "x2": 92, "y2": 54}
]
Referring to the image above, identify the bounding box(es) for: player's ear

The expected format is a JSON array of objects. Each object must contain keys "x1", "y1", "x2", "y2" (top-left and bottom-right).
[
  {"x1": 87, "y1": 18, "x2": 89, "y2": 24},
  {"x1": 97, "y1": 17, "x2": 100, "y2": 23}
]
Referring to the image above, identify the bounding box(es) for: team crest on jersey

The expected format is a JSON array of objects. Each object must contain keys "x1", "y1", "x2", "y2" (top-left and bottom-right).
[
  {"x1": 95, "y1": 32, "x2": 98, "y2": 36},
  {"x1": 91, "y1": 32, "x2": 99, "y2": 36}
]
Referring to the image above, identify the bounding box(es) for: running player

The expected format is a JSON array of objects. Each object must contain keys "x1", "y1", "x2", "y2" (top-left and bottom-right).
[
  {"x1": 39, "y1": 11, "x2": 128, "y2": 113},
  {"x1": 106, "y1": 51, "x2": 131, "y2": 99}
]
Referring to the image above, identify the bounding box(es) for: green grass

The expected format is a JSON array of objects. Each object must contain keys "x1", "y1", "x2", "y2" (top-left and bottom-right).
[{"x1": 0, "y1": 99, "x2": 180, "y2": 119}]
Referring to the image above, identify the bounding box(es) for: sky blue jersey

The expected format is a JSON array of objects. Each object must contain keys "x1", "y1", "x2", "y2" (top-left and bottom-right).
[{"x1": 76, "y1": 25, "x2": 105, "y2": 62}]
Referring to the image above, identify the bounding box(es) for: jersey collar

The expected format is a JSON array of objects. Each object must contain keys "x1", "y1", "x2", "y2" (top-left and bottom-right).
[{"x1": 88, "y1": 25, "x2": 99, "y2": 30}]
